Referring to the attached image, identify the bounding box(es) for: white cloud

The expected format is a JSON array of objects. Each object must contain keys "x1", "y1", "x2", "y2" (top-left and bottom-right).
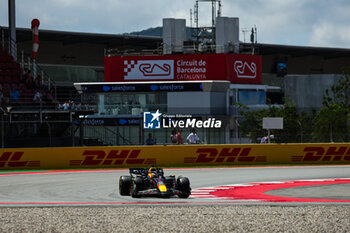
[
  {"x1": 307, "y1": 2, "x2": 350, "y2": 48},
  {"x1": 0, "y1": 0, "x2": 349, "y2": 48},
  {"x1": 309, "y1": 22, "x2": 350, "y2": 48},
  {"x1": 223, "y1": 0, "x2": 316, "y2": 45}
]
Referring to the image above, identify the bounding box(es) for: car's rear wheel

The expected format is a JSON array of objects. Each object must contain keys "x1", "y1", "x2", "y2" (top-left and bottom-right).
[
  {"x1": 177, "y1": 176, "x2": 191, "y2": 198},
  {"x1": 119, "y1": 176, "x2": 131, "y2": 196}
]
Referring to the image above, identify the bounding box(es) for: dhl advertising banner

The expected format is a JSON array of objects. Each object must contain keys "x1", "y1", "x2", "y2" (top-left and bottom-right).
[
  {"x1": 1, "y1": 143, "x2": 350, "y2": 170},
  {"x1": 104, "y1": 54, "x2": 262, "y2": 84}
]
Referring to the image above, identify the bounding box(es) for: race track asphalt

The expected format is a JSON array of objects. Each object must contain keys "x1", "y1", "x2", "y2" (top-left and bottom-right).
[{"x1": 0, "y1": 165, "x2": 350, "y2": 206}]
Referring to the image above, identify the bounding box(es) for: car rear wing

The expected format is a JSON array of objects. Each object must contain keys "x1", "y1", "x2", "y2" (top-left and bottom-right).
[
  {"x1": 129, "y1": 168, "x2": 164, "y2": 176},
  {"x1": 129, "y1": 168, "x2": 148, "y2": 175}
]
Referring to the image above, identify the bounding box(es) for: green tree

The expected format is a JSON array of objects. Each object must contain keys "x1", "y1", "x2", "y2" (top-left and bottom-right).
[
  {"x1": 239, "y1": 101, "x2": 313, "y2": 143},
  {"x1": 312, "y1": 74, "x2": 350, "y2": 142},
  {"x1": 312, "y1": 103, "x2": 348, "y2": 142}
]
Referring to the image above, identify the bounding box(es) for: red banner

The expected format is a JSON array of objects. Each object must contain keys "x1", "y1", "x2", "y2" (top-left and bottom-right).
[
  {"x1": 104, "y1": 54, "x2": 262, "y2": 84},
  {"x1": 227, "y1": 54, "x2": 263, "y2": 84}
]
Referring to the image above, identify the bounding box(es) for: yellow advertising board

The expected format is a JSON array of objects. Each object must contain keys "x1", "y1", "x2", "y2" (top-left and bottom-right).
[{"x1": 0, "y1": 143, "x2": 350, "y2": 170}]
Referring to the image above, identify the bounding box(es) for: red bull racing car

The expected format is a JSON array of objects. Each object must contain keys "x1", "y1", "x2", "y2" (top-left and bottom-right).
[{"x1": 119, "y1": 167, "x2": 191, "y2": 198}]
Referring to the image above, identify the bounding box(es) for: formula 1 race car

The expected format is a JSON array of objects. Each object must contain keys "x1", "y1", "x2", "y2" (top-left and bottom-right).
[{"x1": 119, "y1": 167, "x2": 191, "y2": 198}]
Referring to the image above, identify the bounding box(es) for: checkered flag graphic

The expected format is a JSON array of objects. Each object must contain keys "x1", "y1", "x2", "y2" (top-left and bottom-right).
[{"x1": 124, "y1": 60, "x2": 137, "y2": 74}]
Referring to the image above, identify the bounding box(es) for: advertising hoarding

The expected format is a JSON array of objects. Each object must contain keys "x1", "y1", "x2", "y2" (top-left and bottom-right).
[
  {"x1": 104, "y1": 54, "x2": 262, "y2": 84},
  {"x1": 1, "y1": 143, "x2": 349, "y2": 170}
]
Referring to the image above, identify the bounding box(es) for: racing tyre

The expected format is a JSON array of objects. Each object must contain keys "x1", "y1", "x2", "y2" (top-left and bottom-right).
[
  {"x1": 119, "y1": 176, "x2": 131, "y2": 196},
  {"x1": 177, "y1": 176, "x2": 191, "y2": 198},
  {"x1": 130, "y1": 176, "x2": 143, "y2": 198}
]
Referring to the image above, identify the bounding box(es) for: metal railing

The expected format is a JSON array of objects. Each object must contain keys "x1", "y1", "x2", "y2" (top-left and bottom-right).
[
  {"x1": 1, "y1": 26, "x2": 57, "y2": 92},
  {"x1": 106, "y1": 46, "x2": 163, "y2": 56},
  {"x1": 2, "y1": 92, "x2": 96, "y2": 113},
  {"x1": 83, "y1": 125, "x2": 134, "y2": 146},
  {"x1": 105, "y1": 42, "x2": 239, "y2": 57}
]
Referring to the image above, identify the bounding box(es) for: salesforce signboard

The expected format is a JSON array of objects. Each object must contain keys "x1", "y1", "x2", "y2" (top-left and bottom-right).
[
  {"x1": 75, "y1": 117, "x2": 140, "y2": 126},
  {"x1": 79, "y1": 83, "x2": 203, "y2": 93}
]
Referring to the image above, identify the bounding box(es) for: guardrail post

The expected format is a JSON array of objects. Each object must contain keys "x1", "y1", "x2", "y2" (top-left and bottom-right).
[
  {"x1": 1, "y1": 28, "x2": 4, "y2": 47},
  {"x1": 1, "y1": 113, "x2": 4, "y2": 148},
  {"x1": 27, "y1": 56, "x2": 31, "y2": 71},
  {"x1": 21, "y1": 50, "x2": 24, "y2": 69},
  {"x1": 33, "y1": 60, "x2": 37, "y2": 80}
]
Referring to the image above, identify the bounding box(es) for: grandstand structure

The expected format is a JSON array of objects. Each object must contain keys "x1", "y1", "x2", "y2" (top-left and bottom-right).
[
  {"x1": 0, "y1": 26, "x2": 165, "y2": 148},
  {"x1": 2, "y1": 25, "x2": 350, "y2": 147},
  {"x1": 1, "y1": 3, "x2": 350, "y2": 147},
  {"x1": 0, "y1": 29, "x2": 96, "y2": 148}
]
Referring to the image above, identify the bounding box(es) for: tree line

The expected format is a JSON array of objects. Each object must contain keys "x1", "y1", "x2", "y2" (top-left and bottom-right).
[{"x1": 238, "y1": 75, "x2": 350, "y2": 143}]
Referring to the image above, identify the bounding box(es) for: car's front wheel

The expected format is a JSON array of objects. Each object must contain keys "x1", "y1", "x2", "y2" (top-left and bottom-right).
[
  {"x1": 119, "y1": 176, "x2": 131, "y2": 196},
  {"x1": 177, "y1": 176, "x2": 191, "y2": 198}
]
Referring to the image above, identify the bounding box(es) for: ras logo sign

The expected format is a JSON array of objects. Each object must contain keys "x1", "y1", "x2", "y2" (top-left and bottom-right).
[
  {"x1": 234, "y1": 61, "x2": 257, "y2": 79},
  {"x1": 143, "y1": 110, "x2": 162, "y2": 129},
  {"x1": 124, "y1": 60, "x2": 174, "y2": 80}
]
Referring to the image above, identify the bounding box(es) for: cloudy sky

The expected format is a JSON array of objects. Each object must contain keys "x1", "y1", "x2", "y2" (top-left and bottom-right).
[{"x1": 1, "y1": 0, "x2": 350, "y2": 48}]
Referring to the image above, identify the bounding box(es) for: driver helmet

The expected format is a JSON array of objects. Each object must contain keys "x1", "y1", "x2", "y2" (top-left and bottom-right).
[{"x1": 148, "y1": 167, "x2": 157, "y2": 179}]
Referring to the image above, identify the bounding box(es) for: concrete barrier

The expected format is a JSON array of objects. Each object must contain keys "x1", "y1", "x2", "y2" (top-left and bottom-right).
[{"x1": 0, "y1": 143, "x2": 350, "y2": 170}]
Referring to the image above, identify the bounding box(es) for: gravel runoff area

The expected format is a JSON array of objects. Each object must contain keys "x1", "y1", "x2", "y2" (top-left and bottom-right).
[{"x1": 0, "y1": 206, "x2": 349, "y2": 232}]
